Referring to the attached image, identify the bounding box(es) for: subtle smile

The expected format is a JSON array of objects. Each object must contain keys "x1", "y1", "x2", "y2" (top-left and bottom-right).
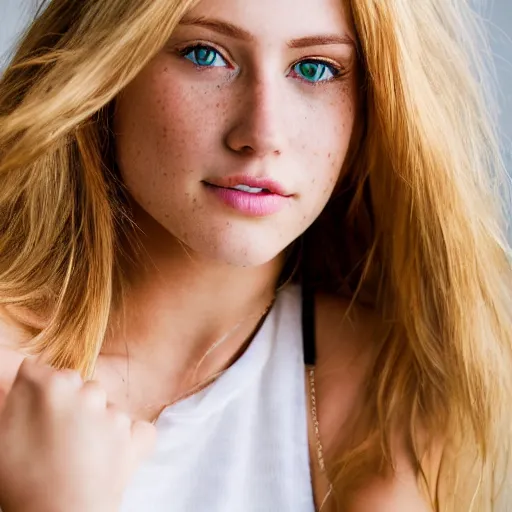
[{"x1": 202, "y1": 180, "x2": 292, "y2": 217}]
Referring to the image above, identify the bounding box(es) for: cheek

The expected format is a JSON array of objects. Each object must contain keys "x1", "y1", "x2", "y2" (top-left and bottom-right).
[
  {"x1": 114, "y1": 61, "x2": 229, "y2": 179},
  {"x1": 291, "y1": 86, "x2": 356, "y2": 231},
  {"x1": 301, "y1": 96, "x2": 355, "y2": 197}
]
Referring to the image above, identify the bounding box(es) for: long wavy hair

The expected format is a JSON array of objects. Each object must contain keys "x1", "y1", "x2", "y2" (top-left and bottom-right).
[{"x1": 1, "y1": 0, "x2": 511, "y2": 509}]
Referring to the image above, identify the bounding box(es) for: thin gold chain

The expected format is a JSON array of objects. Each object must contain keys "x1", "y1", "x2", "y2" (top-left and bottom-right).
[
  {"x1": 150, "y1": 298, "x2": 275, "y2": 424},
  {"x1": 148, "y1": 300, "x2": 334, "y2": 510},
  {"x1": 308, "y1": 366, "x2": 334, "y2": 511},
  {"x1": 308, "y1": 367, "x2": 326, "y2": 472},
  {"x1": 151, "y1": 367, "x2": 228, "y2": 423}
]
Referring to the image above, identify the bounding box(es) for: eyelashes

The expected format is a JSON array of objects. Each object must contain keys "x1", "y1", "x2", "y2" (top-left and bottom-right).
[
  {"x1": 289, "y1": 60, "x2": 341, "y2": 83},
  {"x1": 179, "y1": 44, "x2": 229, "y2": 68},
  {"x1": 177, "y1": 43, "x2": 347, "y2": 85}
]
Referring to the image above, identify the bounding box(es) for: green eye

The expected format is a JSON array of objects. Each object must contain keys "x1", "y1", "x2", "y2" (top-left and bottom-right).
[
  {"x1": 183, "y1": 45, "x2": 227, "y2": 67},
  {"x1": 293, "y1": 61, "x2": 338, "y2": 83}
]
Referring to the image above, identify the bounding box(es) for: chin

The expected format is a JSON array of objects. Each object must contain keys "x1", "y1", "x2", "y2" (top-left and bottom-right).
[
  {"x1": 196, "y1": 238, "x2": 283, "y2": 268},
  {"x1": 176, "y1": 224, "x2": 291, "y2": 268}
]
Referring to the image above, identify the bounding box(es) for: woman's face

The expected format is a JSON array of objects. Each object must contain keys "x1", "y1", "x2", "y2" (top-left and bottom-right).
[{"x1": 114, "y1": 0, "x2": 358, "y2": 266}]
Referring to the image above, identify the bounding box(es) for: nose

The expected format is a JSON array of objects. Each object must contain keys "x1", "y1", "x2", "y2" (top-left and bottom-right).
[{"x1": 224, "y1": 78, "x2": 286, "y2": 158}]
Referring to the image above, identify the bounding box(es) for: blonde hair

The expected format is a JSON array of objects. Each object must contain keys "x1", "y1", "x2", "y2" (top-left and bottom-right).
[{"x1": 0, "y1": 0, "x2": 511, "y2": 510}]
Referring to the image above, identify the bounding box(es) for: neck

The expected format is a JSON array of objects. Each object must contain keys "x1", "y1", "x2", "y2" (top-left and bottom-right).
[{"x1": 99, "y1": 207, "x2": 284, "y2": 406}]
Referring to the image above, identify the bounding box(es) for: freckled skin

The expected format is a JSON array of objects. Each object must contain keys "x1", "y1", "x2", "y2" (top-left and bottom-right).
[{"x1": 114, "y1": 0, "x2": 358, "y2": 267}]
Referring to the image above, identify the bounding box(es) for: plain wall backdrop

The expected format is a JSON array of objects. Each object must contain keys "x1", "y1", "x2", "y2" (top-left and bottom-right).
[{"x1": 1, "y1": 0, "x2": 511, "y2": 200}]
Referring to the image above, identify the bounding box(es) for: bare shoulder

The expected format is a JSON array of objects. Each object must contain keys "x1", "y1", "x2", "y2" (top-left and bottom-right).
[
  {"x1": 313, "y1": 292, "x2": 378, "y2": 451},
  {"x1": 313, "y1": 293, "x2": 432, "y2": 511}
]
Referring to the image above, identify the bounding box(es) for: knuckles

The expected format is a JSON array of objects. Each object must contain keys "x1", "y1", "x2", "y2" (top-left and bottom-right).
[
  {"x1": 107, "y1": 407, "x2": 132, "y2": 431},
  {"x1": 9, "y1": 361, "x2": 135, "y2": 434},
  {"x1": 44, "y1": 370, "x2": 83, "y2": 397},
  {"x1": 15, "y1": 359, "x2": 83, "y2": 402}
]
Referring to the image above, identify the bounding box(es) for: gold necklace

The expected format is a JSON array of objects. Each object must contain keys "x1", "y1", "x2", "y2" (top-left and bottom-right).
[{"x1": 150, "y1": 298, "x2": 275, "y2": 424}]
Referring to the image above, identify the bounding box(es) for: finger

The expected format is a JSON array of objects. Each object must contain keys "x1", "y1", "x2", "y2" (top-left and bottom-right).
[
  {"x1": 106, "y1": 402, "x2": 132, "y2": 430},
  {"x1": 11, "y1": 359, "x2": 79, "y2": 403},
  {"x1": 1, "y1": 361, "x2": 80, "y2": 421},
  {"x1": 14, "y1": 357, "x2": 51, "y2": 385},
  {"x1": 14, "y1": 359, "x2": 82, "y2": 391},
  {"x1": 80, "y1": 380, "x2": 108, "y2": 410}
]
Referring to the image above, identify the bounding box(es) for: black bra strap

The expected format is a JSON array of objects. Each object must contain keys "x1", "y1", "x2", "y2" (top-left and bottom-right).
[{"x1": 302, "y1": 285, "x2": 317, "y2": 366}]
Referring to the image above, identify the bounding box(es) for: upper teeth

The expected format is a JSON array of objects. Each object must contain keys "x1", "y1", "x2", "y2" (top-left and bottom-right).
[{"x1": 233, "y1": 184, "x2": 264, "y2": 193}]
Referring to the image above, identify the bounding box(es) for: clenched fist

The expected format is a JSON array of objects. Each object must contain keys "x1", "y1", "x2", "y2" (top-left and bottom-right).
[{"x1": 0, "y1": 359, "x2": 156, "y2": 512}]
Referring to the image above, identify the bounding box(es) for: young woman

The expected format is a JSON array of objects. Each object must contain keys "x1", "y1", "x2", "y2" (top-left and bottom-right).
[{"x1": 0, "y1": 0, "x2": 510, "y2": 510}]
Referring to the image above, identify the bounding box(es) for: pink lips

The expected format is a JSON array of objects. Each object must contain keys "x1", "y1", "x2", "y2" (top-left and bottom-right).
[{"x1": 204, "y1": 175, "x2": 291, "y2": 217}]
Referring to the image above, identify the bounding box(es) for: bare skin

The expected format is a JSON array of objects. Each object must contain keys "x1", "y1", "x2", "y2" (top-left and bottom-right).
[
  {"x1": 104, "y1": 0, "x2": 358, "y2": 414},
  {"x1": 0, "y1": 0, "x2": 432, "y2": 509},
  {"x1": 0, "y1": 358, "x2": 156, "y2": 512},
  {"x1": 0, "y1": 297, "x2": 431, "y2": 511}
]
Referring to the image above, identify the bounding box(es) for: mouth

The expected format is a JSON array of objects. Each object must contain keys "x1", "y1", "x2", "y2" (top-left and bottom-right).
[
  {"x1": 202, "y1": 175, "x2": 290, "y2": 197},
  {"x1": 201, "y1": 177, "x2": 292, "y2": 217},
  {"x1": 204, "y1": 183, "x2": 274, "y2": 196}
]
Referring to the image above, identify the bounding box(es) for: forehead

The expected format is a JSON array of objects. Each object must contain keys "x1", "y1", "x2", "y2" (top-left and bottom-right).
[{"x1": 184, "y1": 0, "x2": 354, "y2": 42}]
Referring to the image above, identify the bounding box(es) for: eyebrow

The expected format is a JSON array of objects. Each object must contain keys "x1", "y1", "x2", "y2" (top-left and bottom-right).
[
  {"x1": 288, "y1": 35, "x2": 354, "y2": 49},
  {"x1": 179, "y1": 17, "x2": 355, "y2": 48}
]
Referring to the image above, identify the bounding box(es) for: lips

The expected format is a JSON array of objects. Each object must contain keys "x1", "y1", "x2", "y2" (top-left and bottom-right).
[
  {"x1": 202, "y1": 175, "x2": 292, "y2": 217},
  {"x1": 203, "y1": 175, "x2": 290, "y2": 197}
]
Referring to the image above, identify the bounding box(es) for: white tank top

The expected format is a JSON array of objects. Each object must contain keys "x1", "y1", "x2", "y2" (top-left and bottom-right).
[{"x1": 120, "y1": 284, "x2": 316, "y2": 511}]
